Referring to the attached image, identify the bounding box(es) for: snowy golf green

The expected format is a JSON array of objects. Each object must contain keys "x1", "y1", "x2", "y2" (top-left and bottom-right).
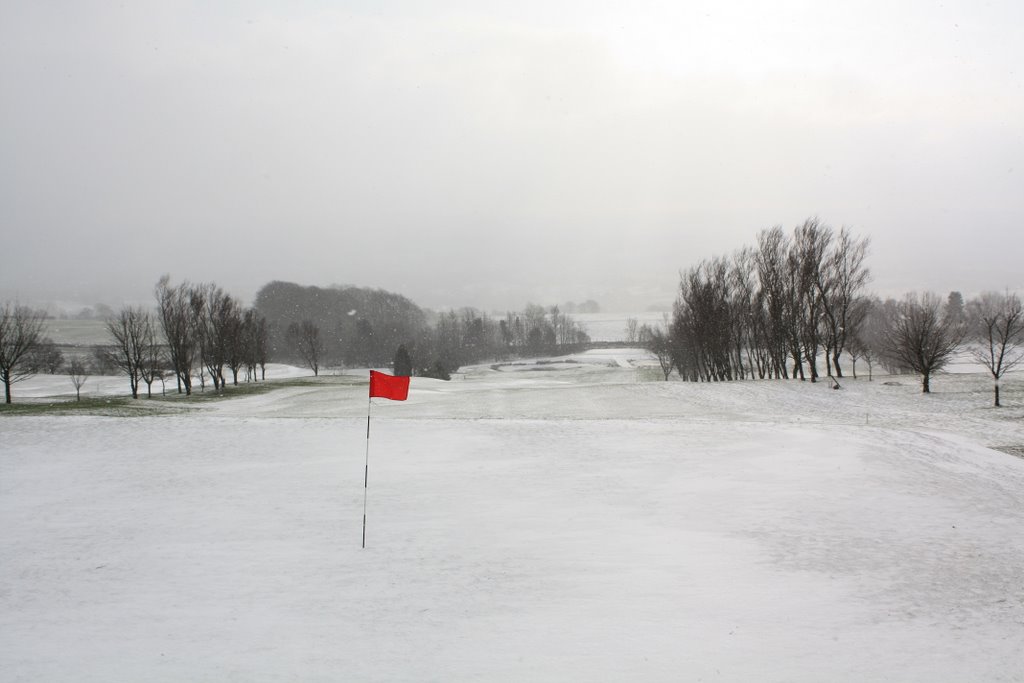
[{"x1": 2, "y1": 350, "x2": 1023, "y2": 681}]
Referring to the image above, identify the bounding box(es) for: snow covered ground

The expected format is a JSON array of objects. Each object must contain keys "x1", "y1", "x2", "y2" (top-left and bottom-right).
[
  {"x1": 11, "y1": 363, "x2": 318, "y2": 400},
  {"x1": 2, "y1": 350, "x2": 1023, "y2": 681}
]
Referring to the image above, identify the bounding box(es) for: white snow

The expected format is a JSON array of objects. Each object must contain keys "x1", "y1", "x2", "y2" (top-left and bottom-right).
[
  {"x1": 12, "y1": 363, "x2": 316, "y2": 400},
  {"x1": 2, "y1": 350, "x2": 1023, "y2": 681}
]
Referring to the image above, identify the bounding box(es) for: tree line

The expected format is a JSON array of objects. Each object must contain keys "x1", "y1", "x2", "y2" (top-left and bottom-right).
[
  {"x1": 88, "y1": 276, "x2": 272, "y2": 399},
  {"x1": 662, "y1": 219, "x2": 870, "y2": 383},
  {"x1": 254, "y1": 281, "x2": 589, "y2": 379},
  {"x1": 1, "y1": 278, "x2": 592, "y2": 403},
  {"x1": 421, "y1": 304, "x2": 590, "y2": 376},
  {"x1": 149, "y1": 276, "x2": 271, "y2": 396},
  {"x1": 0, "y1": 277, "x2": 271, "y2": 403},
  {"x1": 4, "y1": 231, "x2": 1022, "y2": 406},
  {"x1": 854, "y1": 290, "x2": 1023, "y2": 405},
  {"x1": 636, "y1": 218, "x2": 1022, "y2": 406}
]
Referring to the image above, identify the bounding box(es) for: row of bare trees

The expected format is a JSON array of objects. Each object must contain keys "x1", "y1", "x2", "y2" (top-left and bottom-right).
[
  {"x1": 651, "y1": 219, "x2": 1021, "y2": 405},
  {"x1": 269, "y1": 301, "x2": 591, "y2": 380},
  {"x1": 498, "y1": 304, "x2": 590, "y2": 358},
  {"x1": 255, "y1": 277, "x2": 594, "y2": 378},
  {"x1": 1, "y1": 281, "x2": 272, "y2": 403},
  {"x1": 667, "y1": 219, "x2": 871, "y2": 384},
  {"x1": 3, "y1": 284, "x2": 591, "y2": 403},
  {"x1": 423, "y1": 304, "x2": 590, "y2": 373},
  {"x1": 72, "y1": 276, "x2": 272, "y2": 400},
  {"x1": 147, "y1": 276, "x2": 270, "y2": 396},
  {"x1": 387, "y1": 304, "x2": 591, "y2": 377},
  {"x1": 855, "y1": 290, "x2": 1023, "y2": 404}
]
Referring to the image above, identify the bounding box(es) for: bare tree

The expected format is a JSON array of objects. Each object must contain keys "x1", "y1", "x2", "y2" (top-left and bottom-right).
[
  {"x1": 970, "y1": 291, "x2": 1024, "y2": 407},
  {"x1": 843, "y1": 296, "x2": 876, "y2": 381},
  {"x1": 625, "y1": 317, "x2": 639, "y2": 344},
  {"x1": 155, "y1": 276, "x2": 197, "y2": 395},
  {"x1": 287, "y1": 320, "x2": 323, "y2": 376},
  {"x1": 675, "y1": 258, "x2": 736, "y2": 382},
  {"x1": 27, "y1": 337, "x2": 64, "y2": 374},
  {"x1": 842, "y1": 296, "x2": 874, "y2": 379},
  {"x1": 103, "y1": 306, "x2": 150, "y2": 399},
  {"x1": 67, "y1": 357, "x2": 89, "y2": 401},
  {"x1": 237, "y1": 308, "x2": 259, "y2": 384},
  {"x1": 783, "y1": 236, "x2": 807, "y2": 380},
  {"x1": 224, "y1": 304, "x2": 248, "y2": 385},
  {"x1": 251, "y1": 312, "x2": 269, "y2": 380},
  {"x1": 669, "y1": 305, "x2": 700, "y2": 381},
  {"x1": 641, "y1": 323, "x2": 675, "y2": 380},
  {"x1": 816, "y1": 226, "x2": 870, "y2": 377},
  {"x1": 846, "y1": 333, "x2": 867, "y2": 380},
  {"x1": 194, "y1": 284, "x2": 240, "y2": 390},
  {"x1": 792, "y1": 218, "x2": 831, "y2": 382},
  {"x1": 189, "y1": 284, "x2": 212, "y2": 391},
  {"x1": 883, "y1": 292, "x2": 965, "y2": 393},
  {"x1": 138, "y1": 316, "x2": 167, "y2": 398},
  {"x1": 755, "y1": 226, "x2": 792, "y2": 379},
  {"x1": 730, "y1": 247, "x2": 759, "y2": 379},
  {"x1": 0, "y1": 303, "x2": 46, "y2": 404}
]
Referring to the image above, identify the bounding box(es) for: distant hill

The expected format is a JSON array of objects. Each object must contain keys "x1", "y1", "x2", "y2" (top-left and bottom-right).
[{"x1": 253, "y1": 281, "x2": 426, "y2": 366}]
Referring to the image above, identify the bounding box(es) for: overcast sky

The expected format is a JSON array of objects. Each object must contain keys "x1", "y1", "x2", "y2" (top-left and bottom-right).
[{"x1": 2, "y1": 0, "x2": 1022, "y2": 312}]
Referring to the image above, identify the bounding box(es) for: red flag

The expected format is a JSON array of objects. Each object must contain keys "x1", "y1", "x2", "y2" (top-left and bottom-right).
[{"x1": 369, "y1": 370, "x2": 410, "y2": 401}]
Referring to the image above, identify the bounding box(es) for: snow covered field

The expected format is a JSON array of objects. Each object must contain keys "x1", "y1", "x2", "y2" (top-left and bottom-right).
[{"x1": 2, "y1": 350, "x2": 1023, "y2": 681}]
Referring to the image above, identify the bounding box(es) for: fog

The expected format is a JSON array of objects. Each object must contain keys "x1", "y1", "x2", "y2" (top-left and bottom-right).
[{"x1": 2, "y1": 1, "x2": 1022, "y2": 312}]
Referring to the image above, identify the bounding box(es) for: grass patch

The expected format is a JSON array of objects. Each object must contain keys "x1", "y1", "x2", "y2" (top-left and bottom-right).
[
  {"x1": 0, "y1": 374, "x2": 367, "y2": 416},
  {"x1": 0, "y1": 396, "x2": 174, "y2": 417},
  {"x1": 271, "y1": 375, "x2": 365, "y2": 388},
  {"x1": 156, "y1": 381, "x2": 276, "y2": 403},
  {"x1": 186, "y1": 374, "x2": 364, "y2": 393},
  {"x1": 993, "y1": 445, "x2": 1024, "y2": 460}
]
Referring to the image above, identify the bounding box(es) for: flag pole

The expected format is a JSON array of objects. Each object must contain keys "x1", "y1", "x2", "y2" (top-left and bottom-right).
[
  {"x1": 362, "y1": 394, "x2": 371, "y2": 548},
  {"x1": 362, "y1": 371, "x2": 408, "y2": 549}
]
